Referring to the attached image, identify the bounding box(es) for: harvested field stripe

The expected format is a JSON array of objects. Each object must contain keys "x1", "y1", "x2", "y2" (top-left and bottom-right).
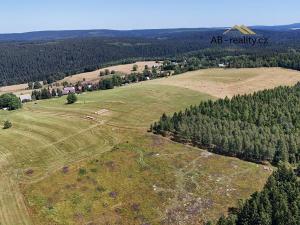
[{"x1": 0, "y1": 175, "x2": 31, "y2": 225}]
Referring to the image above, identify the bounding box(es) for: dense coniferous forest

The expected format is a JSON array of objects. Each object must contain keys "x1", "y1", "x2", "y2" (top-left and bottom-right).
[
  {"x1": 160, "y1": 51, "x2": 300, "y2": 75},
  {"x1": 225, "y1": 52, "x2": 300, "y2": 70},
  {"x1": 1, "y1": 29, "x2": 300, "y2": 86},
  {"x1": 151, "y1": 83, "x2": 300, "y2": 164},
  {"x1": 0, "y1": 34, "x2": 215, "y2": 86},
  {"x1": 215, "y1": 166, "x2": 300, "y2": 225}
]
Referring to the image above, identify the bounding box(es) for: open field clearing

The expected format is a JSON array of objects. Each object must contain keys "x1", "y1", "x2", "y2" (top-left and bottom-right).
[
  {"x1": 149, "y1": 67, "x2": 300, "y2": 98},
  {"x1": 0, "y1": 83, "x2": 32, "y2": 96},
  {"x1": 1, "y1": 84, "x2": 210, "y2": 177},
  {"x1": 0, "y1": 82, "x2": 271, "y2": 225}
]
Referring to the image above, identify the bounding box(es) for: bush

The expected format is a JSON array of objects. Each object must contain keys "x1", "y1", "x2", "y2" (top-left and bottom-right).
[
  {"x1": 3, "y1": 120, "x2": 12, "y2": 129},
  {"x1": 132, "y1": 64, "x2": 138, "y2": 71},
  {"x1": 0, "y1": 93, "x2": 22, "y2": 110},
  {"x1": 67, "y1": 93, "x2": 77, "y2": 104},
  {"x1": 78, "y1": 168, "x2": 87, "y2": 176},
  {"x1": 99, "y1": 78, "x2": 114, "y2": 90},
  {"x1": 33, "y1": 81, "x2": 42, "y2": 89}
]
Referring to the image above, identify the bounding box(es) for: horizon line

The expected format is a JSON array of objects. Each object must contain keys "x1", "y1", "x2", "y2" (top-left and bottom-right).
[{"x1": 0, "y1": 22, "x2": 299, "y2": 35}]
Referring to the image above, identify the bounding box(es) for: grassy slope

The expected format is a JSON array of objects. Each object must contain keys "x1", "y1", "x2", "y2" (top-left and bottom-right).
[
  {"x1": 24, "y1": 134, "x2": 269, "y2": 225},
  {"x1": 0, "y1": 83, "x2": 270, "y2": 225},
  {"x1": 149, "y1": 68, "x2": 300, "y2": 98}
]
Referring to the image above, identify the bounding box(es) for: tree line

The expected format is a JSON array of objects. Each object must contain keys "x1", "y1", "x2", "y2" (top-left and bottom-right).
[
  {"x1": 225, "y1": 52, "x2": 300, "y2": 71},
  {"x1": 151, "y1": 83, "x2": 300, "y2": 164},
  {"x1": 214, "y1": 165, "x2": 300, "y2": 225},
  {"x1": 163, "y1": 50, "x2": 300, "y2": 75}
]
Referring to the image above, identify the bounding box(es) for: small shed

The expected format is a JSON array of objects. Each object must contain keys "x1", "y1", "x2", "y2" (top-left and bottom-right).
[{"x1": 19, "y1": 94, "x2": 32, "y2": 103}]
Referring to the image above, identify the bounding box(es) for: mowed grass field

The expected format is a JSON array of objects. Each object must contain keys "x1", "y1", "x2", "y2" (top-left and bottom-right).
[
  {"x1": 149, "y1": 67, "x2": 300, "y2": 98},
  {"x1": 0, "y1": 69, "x2": 280, "y2": 225}
]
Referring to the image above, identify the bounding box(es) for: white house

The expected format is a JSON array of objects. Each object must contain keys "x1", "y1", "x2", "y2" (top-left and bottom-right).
[
  {"x1": 19, "y1": 94, "x2": 32, "y2": 103},
  {"x1": 62, "y1": 87, "x2": 76, "y2": 95}
]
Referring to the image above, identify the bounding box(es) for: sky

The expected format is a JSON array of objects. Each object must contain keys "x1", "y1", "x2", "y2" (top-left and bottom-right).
[{"x1": 0, "y1": 0, "x2": 299, "y2": 33}]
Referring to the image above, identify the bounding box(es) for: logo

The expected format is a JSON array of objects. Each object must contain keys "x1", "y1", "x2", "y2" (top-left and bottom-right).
[
  {"x1": 223, "y1": 25, "x2": 256, "y2": 35},
  {"x1": 211, "y1": 25, "x2": 269, "y2": 46}
]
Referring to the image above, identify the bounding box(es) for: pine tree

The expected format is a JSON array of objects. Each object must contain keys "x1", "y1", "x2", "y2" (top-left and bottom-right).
[{"x1": 67, "y1": 93, "x2": 77, "y2": 104}]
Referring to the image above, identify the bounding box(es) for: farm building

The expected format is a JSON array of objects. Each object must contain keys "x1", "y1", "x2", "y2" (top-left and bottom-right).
[
  {"x1": 19, "y1": 94, "x2": 32, "y2": 103},
  {"x1": 62, "y1": 87, "x2": 76, "y2": 95}
]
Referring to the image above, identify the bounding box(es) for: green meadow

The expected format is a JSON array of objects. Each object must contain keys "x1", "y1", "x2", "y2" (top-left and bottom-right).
[{"x1": 0, "y1": 82, "x2": 270, "y2": 225}]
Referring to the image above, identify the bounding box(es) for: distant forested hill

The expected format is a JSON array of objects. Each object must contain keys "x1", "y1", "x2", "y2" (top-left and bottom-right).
[
  {"x1": 0, "y1": 23, "x2": 299, "y2": 41},
  {"x1": 0, "y1": 31, "x2": 220, "y2": 86},
  {"x1": 1, "y1": 29, "x2": 300, "y2": 86},
  {"x1": 0, "y1": 28, "x2": 220, "y2": 41}
]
